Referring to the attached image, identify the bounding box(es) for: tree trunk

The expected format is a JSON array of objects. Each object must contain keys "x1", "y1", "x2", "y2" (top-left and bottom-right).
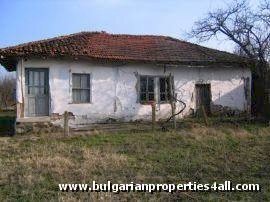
[{"x1": 252, "y1": 62, "x2": 270, "y2": 119}]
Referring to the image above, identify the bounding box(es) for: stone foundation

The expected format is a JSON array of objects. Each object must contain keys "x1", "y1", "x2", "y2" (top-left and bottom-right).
[
  {"x1": 210, "y1": 103, "x2": 248, "y2": 117},
  {"x1": 15, "y1": 121, "x2": 63, "y2": 135}
]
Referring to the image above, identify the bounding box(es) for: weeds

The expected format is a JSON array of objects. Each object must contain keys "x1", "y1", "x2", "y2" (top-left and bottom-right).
[{"x1": 0, "y1": 122, "x2": 269, "y2": 201}]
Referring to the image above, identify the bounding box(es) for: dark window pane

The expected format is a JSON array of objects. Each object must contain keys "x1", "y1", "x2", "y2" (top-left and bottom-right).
[
  {"x1": 166, "y1": 77, "x2": 173, "y2": 101},
  {"x1": 81, "y1": 75, "x2": 90, "y2": 88},
  {"x1": 28, "y1": 71, "x2": 34, "y2": 86},
  {"x1": 160, "y1": 77, "x2": 166, "y2": 93},
  {"x1": 149, "y1": 93, "x2": 155, "y2": 101},
  {"x1": 160, "y1": 93, "x2": 166, "y2": 101},
  {"x1": 34, "y1": 71, "x2": 39, "y2": 86},
  {"x1": 39, "y1": 72, "x2": 45, "y2": 86},
  {"x1": 140, "y1": 76, "x2": 147, "y2": 92},
  {"x1": 166, "y1": 77, "x2": 171, "y2": 93},
  {"x1": 39, "y1": 87, "x2": 45, "y2": 95},
  {"x1": 148, "y1": 77, "x2": 154, "y2": 92},
  {"x1": 81, "y1": 90, "x2": 90, "y2": 102},
  {"x1": 140, "y1": 93, "x2": 147, "y2": 102},
  {"x1": 72, "y1": 89, "x2": 81, "y2": 102},
  {"x1": 28, "y1": 87, "x2": 33, "y2": 95},
  {"x1": 73, "y1": 74, "x2": 81, "y2": 88},
  {"x1": 35, "y1": 87, "x2": 39, "y2": 95},
  {"x1": 167, "y1": 92, "x2": 171, "y2": 101}
]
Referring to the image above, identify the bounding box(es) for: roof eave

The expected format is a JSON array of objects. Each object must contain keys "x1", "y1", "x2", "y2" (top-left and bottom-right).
[{"x1": 0, "y1": 53, "x2": 250, "y2": 72}]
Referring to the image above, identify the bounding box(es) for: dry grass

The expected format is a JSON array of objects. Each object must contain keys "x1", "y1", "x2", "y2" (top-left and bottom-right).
[{"x1": 0, "y1": 121, "x2": 270, "y2": 201}]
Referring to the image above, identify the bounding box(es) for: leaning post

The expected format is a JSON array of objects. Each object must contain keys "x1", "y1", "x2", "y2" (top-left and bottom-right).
[
  {"x1": 169, "y1": 76, "x2": 176, "y2": 130},
  {"x1": 151, "y1": 101, "x2": 156, "y2": 131},
  {"x1": 201, "y1": 106, "x2": 209, "y2": 126},
  {"x1": 63, "y1": 111, "x2": 69, "y2": 136}
]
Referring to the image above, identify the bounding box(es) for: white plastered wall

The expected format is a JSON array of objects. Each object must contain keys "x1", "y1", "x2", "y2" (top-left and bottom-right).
[{"x1": 16, "y1": 58, "x2": 251, "y2": 127}]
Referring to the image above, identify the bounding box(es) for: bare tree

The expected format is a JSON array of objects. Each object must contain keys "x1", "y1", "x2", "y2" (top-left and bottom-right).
[
  {"x1": 189, "y1": 0, "x2": 270, "y2": 116},
  {"x1": 0, "y1": 75, "x2": 16, "y2": 110}
]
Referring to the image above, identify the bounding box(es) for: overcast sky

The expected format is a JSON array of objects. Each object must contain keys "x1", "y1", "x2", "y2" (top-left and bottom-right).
[{"x1": 0, "y1": 0, "x2": 259, "y2": 75}]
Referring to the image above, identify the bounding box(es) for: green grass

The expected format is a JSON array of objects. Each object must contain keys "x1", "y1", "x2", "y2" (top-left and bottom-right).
[{"x1": 0, "y1": 122, "x2": 269, "y2": 201}]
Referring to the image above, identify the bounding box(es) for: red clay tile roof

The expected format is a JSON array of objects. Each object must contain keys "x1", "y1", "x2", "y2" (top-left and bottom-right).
[{"x1": 0, "y1": 31, "x2": 247, "y2": 71}]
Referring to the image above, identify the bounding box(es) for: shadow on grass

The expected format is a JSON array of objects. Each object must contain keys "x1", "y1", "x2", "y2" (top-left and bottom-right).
[{"x1": 0, "y1": 111, "x2": 15, "y2": 136}]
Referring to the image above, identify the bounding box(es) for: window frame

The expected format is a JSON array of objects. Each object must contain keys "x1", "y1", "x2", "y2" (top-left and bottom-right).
[
  {"x1": 139, "y1": 75, "x2": 174, "y2": 104},
  {"x1": 139, "y1": 75, "x2": 155, "y2": 103},
  {"x1": 72, "y1": 73, "x2": 91, "y2": 104},
  {"x1": 158, "y1": 76, "x2": 174, "y2": 104}
]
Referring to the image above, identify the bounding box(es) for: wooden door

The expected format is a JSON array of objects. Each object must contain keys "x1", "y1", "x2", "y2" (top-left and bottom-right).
[
  {"x1": 25, "y1": 68, "x2": 49, "y2": 117},
  {"x1": 196, "y1": 84, "x2": 211, "y2": 115}
]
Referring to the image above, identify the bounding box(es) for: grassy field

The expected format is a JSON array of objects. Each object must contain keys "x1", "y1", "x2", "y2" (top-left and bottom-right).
[{"x1": 0, "y1": 121, "x2": 269, "y2": 201}]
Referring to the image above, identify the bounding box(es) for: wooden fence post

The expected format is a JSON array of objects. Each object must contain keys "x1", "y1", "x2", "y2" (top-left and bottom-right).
[
  {"x1": 151, "y1": 102, "x2": 156, "y2": 131},
  {"x1": 63, "y1": 111, "x2": 69, "y2": 136},
  {"x1": 201, "y1": 106, "x2": 209, "y2": 126},
  {"x1": 169, "y1": 76, "x2": 176, "y2": 130}
]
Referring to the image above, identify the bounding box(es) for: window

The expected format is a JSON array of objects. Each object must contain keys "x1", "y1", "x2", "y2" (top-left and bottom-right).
[
  {"x1": 159, "y1": 77, "x2": 172, "y2": 102},
  {"x1": 140, "y1": 76, "x2": 155, "y2": 102},
  {"x1": 139, "y1": 75, "x2": 173, "y2": 103},
  {"x1": 72, "y1": 73, "x2": 91, "y2": 103}
]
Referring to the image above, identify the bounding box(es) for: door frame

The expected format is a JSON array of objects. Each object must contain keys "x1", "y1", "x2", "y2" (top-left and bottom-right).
[{"x1": 24, "y1": 67, "x2": 50, "y2": 117}]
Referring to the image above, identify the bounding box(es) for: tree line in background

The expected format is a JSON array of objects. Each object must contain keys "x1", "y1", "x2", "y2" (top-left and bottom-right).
[
  {"x1": 0, "y1": 75, "x2": 16, "y2": 110},
  {"x1": 189, "y1": 0, "x2": 270, "y2": 117}
]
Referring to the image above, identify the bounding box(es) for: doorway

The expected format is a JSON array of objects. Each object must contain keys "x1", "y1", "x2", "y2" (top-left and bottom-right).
[
  {"x1": 195, "y1": 84, "x2": 211, "y2": 115},
  {"x1": 25, "y1": 68, "x2": 49, "y2": 117}
]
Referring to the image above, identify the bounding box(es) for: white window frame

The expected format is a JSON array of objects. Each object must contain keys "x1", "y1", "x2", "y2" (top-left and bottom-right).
[{"x1": 72, "y1": 73, "x2": 91, "y2": 103}]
